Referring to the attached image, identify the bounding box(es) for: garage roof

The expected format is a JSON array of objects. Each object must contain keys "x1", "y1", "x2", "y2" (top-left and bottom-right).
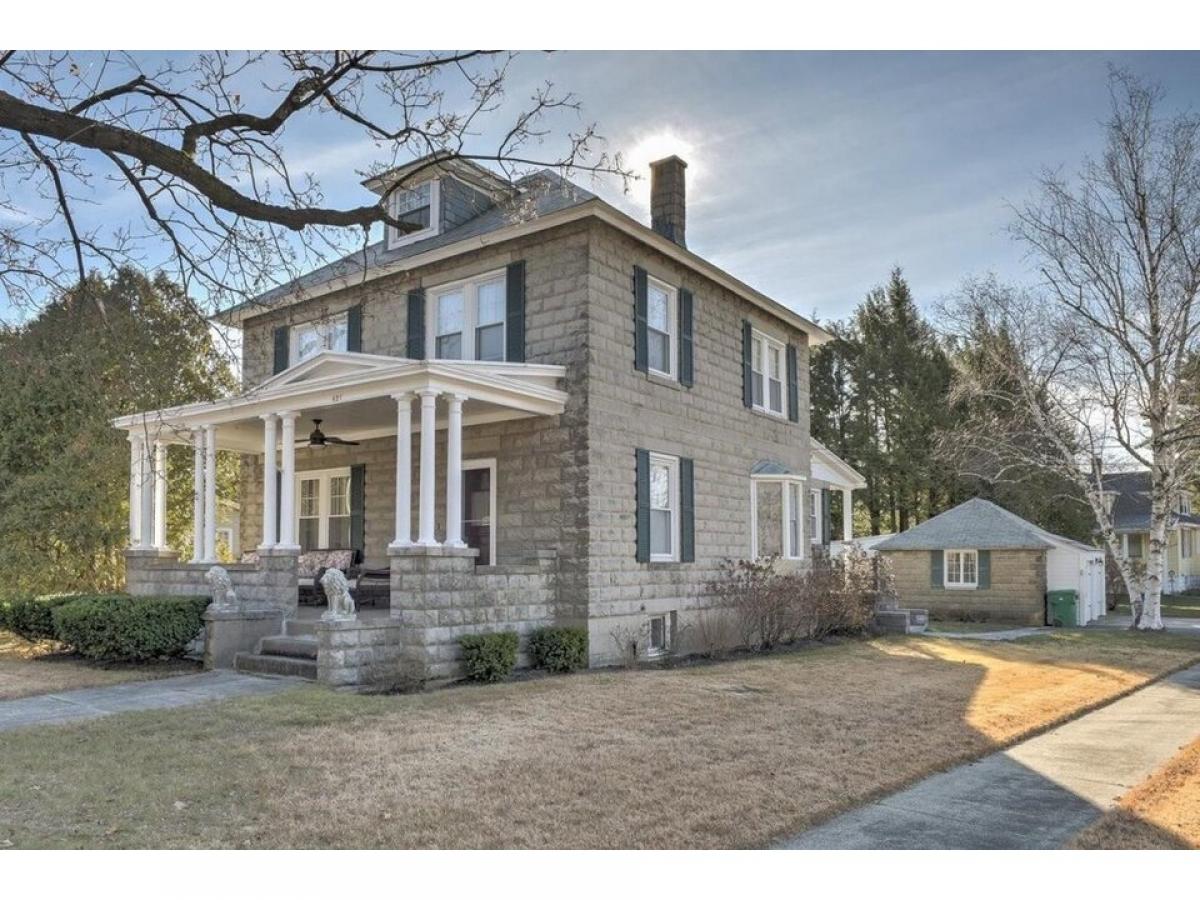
[{"x1": 874, "y1": 498, "x2": 1099, "y2": 553}]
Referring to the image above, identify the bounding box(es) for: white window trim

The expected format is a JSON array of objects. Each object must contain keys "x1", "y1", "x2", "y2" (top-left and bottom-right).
[
  {"x1": 649, "y1": 451, "x2": 681, "y2": 563},
  {"x1": 463, "y1": 457, "x2": 498, "y2": 566},
  {"x1": 426, "y1": 268, "x2": 508, "y2": 362},
  {"x1": 944, "y1": 548, "x2": 979, "y2": 590},
  {"x1": 749, "y1": 473, "x2": 807, "y2": 560},
  {"x1": 750, "y1": 329, "x2": 786, "y2": 417},
  {"x1": 294, "y1": 466, "x2": 352, "y2": 550},
  {"x1": 646, "y1": 276, "x2": 678, "y2": 381},
  {"x1": 809, "y1": 488, "x2": 822, "y2": 545},
  {"x1": 387, "y1": 178, "x2": 441, "y2": 249},
  {"x1": 290, "y1": 311, "x2": 349, "y2": 366}
]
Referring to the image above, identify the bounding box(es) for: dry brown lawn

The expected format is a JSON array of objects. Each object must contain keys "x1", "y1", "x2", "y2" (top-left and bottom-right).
[
  {"x1": 1070, "y1": 735, "x2": 1200, "y2": 849},
  {"x1": 0, "y1": 629, "x2": 198, "y2": 701},
  {"x1": 1, "y1": 629, "x2": 1198, "y2": 849}
]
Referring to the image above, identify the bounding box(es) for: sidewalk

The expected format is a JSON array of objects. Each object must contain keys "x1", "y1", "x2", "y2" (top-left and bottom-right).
[
  {"x1": 778, "y1": 662, "x2": 1200, "y2": 849},
  {"x1": 0, "y1": 670, "x2": 298, "y2": 732}
]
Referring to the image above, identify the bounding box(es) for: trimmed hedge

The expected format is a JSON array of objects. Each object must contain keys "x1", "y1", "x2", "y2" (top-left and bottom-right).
[
  {"x1": 528, "y1": 626, "x2": 588, "y2": 673},
  {"x1": 52, "y1": 595, "x2": 210, "y2": 662},
  {"x1": 0, "y1": 594, "x2": 80, "y2": 641},
  {"x1": 458, "y1": 631, "x2": 519, "y2": 683}
]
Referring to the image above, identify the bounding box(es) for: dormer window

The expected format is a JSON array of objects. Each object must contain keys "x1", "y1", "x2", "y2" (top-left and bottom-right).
[{"x1": 388, "y1": 179, "x2": 441, "y2": 248}]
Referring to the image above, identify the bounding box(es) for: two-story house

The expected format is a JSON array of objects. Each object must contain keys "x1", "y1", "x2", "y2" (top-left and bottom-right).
[{"x1": 113, "y1": 152, "x2": 862, "y2": 684}]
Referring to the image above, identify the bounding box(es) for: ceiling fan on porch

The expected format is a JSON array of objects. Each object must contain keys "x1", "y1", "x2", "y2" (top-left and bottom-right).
[{"x1": 300, "y1": 419, "x2": 359, "y2": 449}]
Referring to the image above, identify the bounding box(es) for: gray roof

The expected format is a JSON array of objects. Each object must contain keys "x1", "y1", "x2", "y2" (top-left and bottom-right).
[
  {"x1": 221, "y1": 171, "x2": 596, "y2": 321},
  {"x1": 1100, "y1": 470, "x2": 1200, "y2": 532},
  {"x1": 873, "y1": 498, "x2": 1097, "y2": 552}
]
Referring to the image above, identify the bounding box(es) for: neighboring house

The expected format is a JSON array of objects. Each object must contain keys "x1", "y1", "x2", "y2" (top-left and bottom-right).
[
  {"x1": 113, "y1": 151, "x2": 863, "y2": 683},
  {"x1": 1100, "y1": 471, "x2": 1200, "y2": 594},
  {"x1": 874, "y1": 498, "x2": 1106, "y2": 626}
]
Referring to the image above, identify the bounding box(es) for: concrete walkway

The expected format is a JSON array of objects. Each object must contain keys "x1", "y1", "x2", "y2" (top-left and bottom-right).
[
  {"x1": 779, "y1": 662, "x2": 1200, "y2": 849},
  {"x1": 1088, "y1": 614, "x2": 1200, "y2": 632},
  {"x1": 929, "y1": 626, "x2": 1048, "y2": 641},
  {"x1": 0, "y1": 671, "x2": 298, "y2": 733}
]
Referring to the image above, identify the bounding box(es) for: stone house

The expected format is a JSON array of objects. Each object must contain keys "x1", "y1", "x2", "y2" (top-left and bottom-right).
[
  {"x1": 875, "y1": 498, "x2": 1106, "y2": 626},
  {"x1": 113, "y1": 152, "x2": 863, "y2": 683}
]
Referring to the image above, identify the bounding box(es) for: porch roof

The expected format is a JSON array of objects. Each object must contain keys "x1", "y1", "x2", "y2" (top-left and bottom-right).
[{"x1": 111, "y1": 351, "x2": 569, "y2": 452}]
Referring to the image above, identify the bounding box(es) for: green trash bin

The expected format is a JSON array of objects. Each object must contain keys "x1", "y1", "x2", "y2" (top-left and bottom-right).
[{"x1": 1047, "y1": 589, "x2": 1078, "y2": 627}]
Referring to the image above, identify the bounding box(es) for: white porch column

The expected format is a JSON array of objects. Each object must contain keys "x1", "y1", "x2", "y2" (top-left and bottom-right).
[
  {"x1": 128, "y1": 433, "x2": 144, "y2": 546},
  {"x1": 259, "y1": 414, "x2": 278, "y2": 550},
  {"x1": 1122, "y1": 533, "x2": 1130, "y2": 558},
  {"x1": 153, "y1": 441, "x2": 168, "y2": 549},
  {"x1": 390, "y1": 393, "x2": 414, "y2": 548},
  {"x1": 277, "y1": 412, "x2": 300, "y2": 550},
  {"x1": 203, "y1": 424, "x2": 218, "y2": 562},
  {"x1": 191, "y1": 429, "x2": 205, "y2": 562},
  {"x1": 417, "y1": 389, "x2": 439, "y2": 546},
  {"x1": 444, "y1": 392, "x2": 467, "y2": 548},
  {"x1": 139, "y1": 438, "x2": 154, "y2": 548},
  {"x1": 842, "y1": 488, "x2": 854, "y2": 543}
]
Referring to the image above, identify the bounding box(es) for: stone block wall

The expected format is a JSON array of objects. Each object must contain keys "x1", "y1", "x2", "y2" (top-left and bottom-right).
[
  {"x1": 389, "y1": 546, "x2": 558, "y2": 681},
  {"x1": 316, "y1": 617, "x2": 406, "y2": 687},
  {"x1": 125, "y1": 549, "x2": 298, "y2": 612},
  {"x1": 884, "y1": 548, "x2": 1047, "y2": 624}
]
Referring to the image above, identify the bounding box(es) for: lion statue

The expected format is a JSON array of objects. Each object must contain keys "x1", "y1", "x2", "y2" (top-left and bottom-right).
[
  {"x1": 320, "y1": 568, "x2": 357, "y2": 621},
  {"x1": 205, "y1": 565, "x2": 237, "y2": 611}
]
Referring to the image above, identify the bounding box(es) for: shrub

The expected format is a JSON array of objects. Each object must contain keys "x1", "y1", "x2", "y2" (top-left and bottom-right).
[
  {"x1": 458, "y1": 631, "x2": 519, "y2": 683},
  {"x1": 0, "y1": 593, "x2": 80, "y2": 641},
  {"x1": 52, "y1": 595, "x2": 210, "y2": 662},
  {"x1": 528, "y1": 626, "x2": 588, "y2": 672}
]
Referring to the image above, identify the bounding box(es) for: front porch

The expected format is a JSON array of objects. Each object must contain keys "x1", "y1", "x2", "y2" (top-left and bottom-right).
[{"x1": 114, "y1": 351, "x2": 571, "y2": 684}]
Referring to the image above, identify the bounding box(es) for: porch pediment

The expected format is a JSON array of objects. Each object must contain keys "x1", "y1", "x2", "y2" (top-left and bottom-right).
[{"x1": 257, "y1": 350, "x2": 404, "y2": 389}]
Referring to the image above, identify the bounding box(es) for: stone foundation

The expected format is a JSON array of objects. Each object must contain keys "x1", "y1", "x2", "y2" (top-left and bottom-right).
[
  {"x1": 316, "y1": 617, "x2": 406, "y2": 687},
  {"x1": 204, "y1": 607, "x2": 284, "y2": 669}
]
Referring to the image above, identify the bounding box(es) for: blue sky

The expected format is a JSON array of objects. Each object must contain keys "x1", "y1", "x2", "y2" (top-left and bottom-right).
[{"x1": 7, "y1": 51, "x2": 1200, "y2": 325}]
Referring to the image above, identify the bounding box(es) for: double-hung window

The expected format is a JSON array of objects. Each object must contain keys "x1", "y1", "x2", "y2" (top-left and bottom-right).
[
  {"x1": 944, "y1": 549, "x2": 979, "y2": 589},
  {"x1": 787, "y1": 483, "x2": 802, "y2": 558},
  {"x1": 388, "y1": 179, "x2": 441, "y2": 248},
  {"x1": 809, "y1": 489, "x2": 821, "y2": 545},
  {"x1": 291, "y1": 312, "x2": 349, "y2": 366},
  {"x1": 649, "y1": 452, "x2": 680, "y2": 562},
  {"x1": 430, "y1": 272, "x2": 507, "y2": 362},
  {"x1": 646, "y1": 278, "x2": 677, "y2": 378},
  {"x1": 750, "y1": 330, "x2": 785, "y2": 416},
  {"x1": 295, "y1": 468, "x2": 352, "y2": 552},
  {"x1": 1183, "y1": 530, "x2": 1194, "y2": 559}
]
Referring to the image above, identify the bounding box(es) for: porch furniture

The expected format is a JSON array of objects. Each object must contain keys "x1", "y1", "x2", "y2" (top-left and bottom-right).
[
  {"x1": 354, "y1": 567, "x2": 391, "y2": 609},
  {"x1": 242, "y1": 548, "x2": 360, "y2": 605}
]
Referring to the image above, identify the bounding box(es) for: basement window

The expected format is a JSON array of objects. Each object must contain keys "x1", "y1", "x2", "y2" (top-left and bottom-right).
[{"x1": 648, "y1": 614, "x2": 672, "y2": 656}]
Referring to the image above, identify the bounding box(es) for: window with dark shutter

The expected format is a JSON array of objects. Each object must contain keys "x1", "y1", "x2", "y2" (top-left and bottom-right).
[
  {"x1": 786, "y1": 343, "x2": 799, "y2": 422},
  {"x1": 633, "y1": 266, "x2": 649, "y2": 373},
  {"x1": 680, "y1": 457, "x2": 695, "y2": 562},
  {"x1": 273, "y1": 325, "x2": 289, "y2": 374},
  {"x1": 635, "y1": 448, "x2": 651, "y2": 563},
  {"x1": 346, "y1": 305, "x2": 363, "y2": 353},
  {"x1": 406, "y1": 288, "x2": 426, "y2": 360},
  {"x1": 930, "y1": 550, "x2": 944, "y2": 588},
  {"x1": 350, "y1": 464, "x2": 366, "y2": 556},
  {"x1": 741, "y1": 320, "x2": 753, "y2": 408},
  {"x1": 678, "y1": 288, "x2": 694, "y2": 387},
  {"x1": 977, "y1": 549, "x2": 991, "y2": 589},
  {"x1": 506, "y1": 261, "x2": 526, "y2": 362}
]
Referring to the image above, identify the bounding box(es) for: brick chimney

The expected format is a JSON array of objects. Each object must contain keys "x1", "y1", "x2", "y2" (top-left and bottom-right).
[{"x1": 650, "y1": 156, "x2": 687, "y2": 247}]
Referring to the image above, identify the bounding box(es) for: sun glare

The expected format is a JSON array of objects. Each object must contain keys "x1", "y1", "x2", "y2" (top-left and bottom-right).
[{"x1": 626, "y1": 131, "x2": 700, "y2": 208}]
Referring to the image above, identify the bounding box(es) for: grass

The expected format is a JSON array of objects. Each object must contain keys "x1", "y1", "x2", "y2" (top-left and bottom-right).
[
  {"x1": 1, "y1": 629, "x2": 1198, "y2": 849},
  {"x1": 1115, "y1": 594, "x2": 1200, "y2": 619},
  {"x1": 0, "y1": 628, "x2": 198, "y2": 701},
  {"x1": 1069, "y1": 735, "x2": 1200, "y2": 849}
]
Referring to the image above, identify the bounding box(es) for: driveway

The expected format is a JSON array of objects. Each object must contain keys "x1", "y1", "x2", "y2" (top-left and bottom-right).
[
  {"x1": 778, "y1": 662, "x2": 1200, "y2": 849},
  {"x1": 1089, "y1": 614, "x2": 1200, "y2": 632},
  {"x1": 0, "y1": 671, "x2": 298, "y2": 732}
]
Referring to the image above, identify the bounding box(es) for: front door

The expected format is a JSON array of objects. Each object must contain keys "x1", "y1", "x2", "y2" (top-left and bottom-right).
[{"x1": 463, "y1": 465, "x2": 493, "y2": 565}]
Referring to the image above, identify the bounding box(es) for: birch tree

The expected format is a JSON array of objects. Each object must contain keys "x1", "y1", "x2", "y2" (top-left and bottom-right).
[{"x1": 942, "y1": 70, "x2": 1200, "y2": 630}]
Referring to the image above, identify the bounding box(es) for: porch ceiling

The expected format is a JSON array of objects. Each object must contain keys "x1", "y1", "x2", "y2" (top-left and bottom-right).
[{"x1": 112, "y1": 351, "x2": 569, "y2": 452}]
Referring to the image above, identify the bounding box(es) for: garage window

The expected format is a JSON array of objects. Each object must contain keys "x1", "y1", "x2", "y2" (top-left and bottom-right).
[{"x1": 944, "y1": 549, "x2": 979, "y2": 589}]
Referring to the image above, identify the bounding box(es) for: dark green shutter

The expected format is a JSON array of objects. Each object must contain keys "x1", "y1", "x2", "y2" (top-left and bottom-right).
[
  {"x1": 275, "y1": 469, "x2": 282, "y2": 541},
  {"x1": 633, "y1": 266, "x2": 649, "y2": 373},
  {"x1": 406, "y1": 288, "x2": 426, "y2": 360},
  {"x1": 635, "y1": 448, "x2": 650, "y2": 563},
  {"x1": 930, "y1": 551, "x2": 943, "y2": 588},
  {"x1": 680, "y1": 457, "x2": 695, "y2": 562},
  {"x1": 273, "y1": 325, "x2": 289, "y2": 374},
  {"x1": 506, "y1": 260, "x2": 526, "y2": 362},
  {"x1": 349, "y1": 464, "x2": 365, "y2": 555},
  {"x1": 346, "y1": 304, "x2": 363, "y2": 352},
  {"x1": 822, "y1": 488, "x2": 832, "y2": 546},
  {"x1": 786, "y1": 343, "x2": 799, "y2": 422},
  {"x1": 678, "y1": 287, "x2": 694, "y2": 387},
  {"x1": 977, "y1": 549, "x2": 991, "y2": 589},
  {"x1": 741, "y1": 320, "x2": 753, "y2": 408}
]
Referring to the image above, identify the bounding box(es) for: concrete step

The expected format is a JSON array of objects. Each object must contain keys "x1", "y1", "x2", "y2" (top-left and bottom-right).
[
  {"x1": 285, "y1": 618, "x2": 318, "y2": 638},
  {"x1": 234, "y1": 652, "x2": 317, "y2": 680},
  {"x1": 260, "y1": 635, "x2": 318, "y2": 659}
]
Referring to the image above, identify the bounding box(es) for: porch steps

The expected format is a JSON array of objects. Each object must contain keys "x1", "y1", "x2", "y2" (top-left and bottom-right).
[
  {"x1": 234, "y1": 631, "x2": 319, "y2": 680},
  {"x1": 284, "y1": 619, "x2": 318, "y2": 638}
]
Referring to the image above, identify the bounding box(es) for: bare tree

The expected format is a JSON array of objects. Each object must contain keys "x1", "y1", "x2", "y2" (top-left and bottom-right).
[
  {"x1": 0, "y1": 50, "x2": 629, "y2": 322},
  {"x1": 941, "y1": 70, "x2": 1200, "y2": 630}
]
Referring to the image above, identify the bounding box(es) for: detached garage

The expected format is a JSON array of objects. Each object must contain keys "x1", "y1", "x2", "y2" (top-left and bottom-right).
[{"x1": 874, "y1": 498, "x2": 1106, "y2": 626}]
